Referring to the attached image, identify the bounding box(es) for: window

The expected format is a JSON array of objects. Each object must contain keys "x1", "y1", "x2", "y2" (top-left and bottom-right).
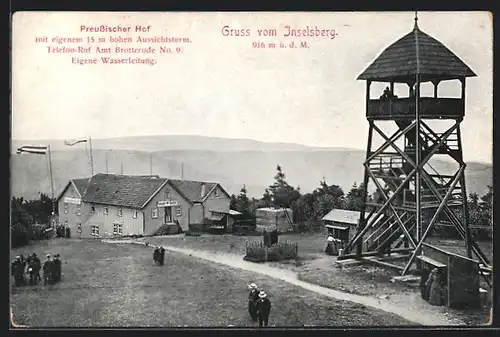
[
  {"x1": 214, "y1": 188, "x2": 219, "y2": 197},
  {"x1": 77, "y1": 223, "x2": 82, "y2": 233},
  {"x1": 64, "y1": 220, "x2": 68, "y2": 226},
  {"x1": 165, "y1": 190, "x2": 170, "y2": 199},
  {"x1": 133, "y1": 210, "x2": 138, "y2": 219},
  {"x1": 176, "y1": 206, "x2": 182, "y2": 217},
  {"x1": 64, "y1": 203, "x2": 68, "y2": 214},
  {"x1": 91, "y1": 205, "x2": 95, "y2": 213},
  {"x1": 151, "y1": 208, "x2": 158, "y2": 219},
  {"x1": 76, "y1": 206, "x2": 81, "y2": 216},
  {"x1": 113, "y1": 223, "x2": 123, "y2": 235},
  {"x1": 103, "y1": 207, "x2": 108, "y2": 215},
  {"x1": 117, "y1": 208, "x2": 123, "y2": 217},
  {"x1": 91, "y1": 225, "x2": 100, "y2": 237}
]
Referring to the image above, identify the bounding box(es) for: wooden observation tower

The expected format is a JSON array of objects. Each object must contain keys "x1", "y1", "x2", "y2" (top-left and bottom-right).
[{"x1": 343, "y1": 14, "x2": 491, "y2": 276}]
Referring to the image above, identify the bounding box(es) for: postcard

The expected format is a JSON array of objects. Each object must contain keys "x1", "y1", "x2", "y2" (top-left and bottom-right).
[{"x1": 10, "y1": 11, "x2": 493, "y2": 328}]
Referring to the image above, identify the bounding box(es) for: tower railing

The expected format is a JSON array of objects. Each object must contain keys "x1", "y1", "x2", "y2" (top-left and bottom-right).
[{"x1": 367, "y1": 97, "x2": 464, "y2": 120}]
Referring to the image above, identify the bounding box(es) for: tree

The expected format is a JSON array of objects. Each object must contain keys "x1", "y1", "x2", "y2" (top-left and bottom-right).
[
  {"x1": 265, "y1": 165, "x2": 301, "y2": 209},
  {"x1": 233, "y1": 185, "x2": 256, "y2": 219},
  {"x1": 344, "y1": 182, "x2": 366, "y2": 211},
  {"x1": 311, "y1": 179, "x2": 345, "y2": 219},
  {"x1": 10, "y1": 194, "x2": 55, "y2": 248}
]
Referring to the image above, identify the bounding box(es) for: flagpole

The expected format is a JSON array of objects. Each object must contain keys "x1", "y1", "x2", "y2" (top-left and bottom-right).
[
  {"x1": 414, "y1": 12, "x2": 421, "y2": 242},
  {"x1": 47, "y1": 145, "x2": 56, "y2": 215},
  {"x1": 150, "y1": 153, "x2": 152, "y2": 176},
  {"x1": 89, "y1": 136, "x2": 94, "y2": 177},
  {"x1": 105, "y1": 151, "x2": 109, "y2": 173}
]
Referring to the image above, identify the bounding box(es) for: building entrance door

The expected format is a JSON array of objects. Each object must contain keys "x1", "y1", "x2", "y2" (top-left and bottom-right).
[{"x1": 165, "y1": 206, "x2": 173, "y2": 223}]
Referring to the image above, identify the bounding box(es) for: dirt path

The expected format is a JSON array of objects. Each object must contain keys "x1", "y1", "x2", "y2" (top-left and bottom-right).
[{"x1": 103, "y1": 239, "x2": 464, "y2": 326}]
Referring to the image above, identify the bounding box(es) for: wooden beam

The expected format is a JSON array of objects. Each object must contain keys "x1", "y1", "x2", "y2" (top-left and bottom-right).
[
  {"x1": 362, "y1": 257, "x2": 405, "y2": 272},
  {"x1": 402, "y1": 167, "x2": 464, "y2": 275},
  {"x1": 337, "y1": 247, "x2": 413, "y2": 260},
  {"x1": 357, "y1": 120, "x2": 374, "y2": 259},
  {"x1": 367, "y1": 169, "x2": 417, "y2": 247},
  {"x1": 365, "y1": 121, "x2": 416, "y2": 164}
]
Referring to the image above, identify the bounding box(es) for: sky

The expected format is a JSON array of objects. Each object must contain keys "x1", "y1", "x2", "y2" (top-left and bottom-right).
[{"x1": 12, "y1": 11, "x2": 493, "y2": 163}]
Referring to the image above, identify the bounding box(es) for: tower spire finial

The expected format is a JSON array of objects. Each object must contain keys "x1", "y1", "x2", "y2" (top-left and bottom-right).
[{"x1": 414, "y1": 11, "x2": 419, "y2": 30}]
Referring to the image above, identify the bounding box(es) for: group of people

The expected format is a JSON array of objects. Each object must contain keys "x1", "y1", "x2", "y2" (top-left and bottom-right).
[
  {"x1": 11, "y1": 253, "x2": 62, "y2": 287},
  {"x1": 153, "y1": 246, "x2": 166, "y2": 266},
  {"x1": 247, "y1": 283, "x2": 272, "y2": 327}
]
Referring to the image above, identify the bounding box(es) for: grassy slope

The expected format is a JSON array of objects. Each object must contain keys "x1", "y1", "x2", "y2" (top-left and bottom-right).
[{"x1": 10, "y1": 239, "x2": 412, "y2": 327}]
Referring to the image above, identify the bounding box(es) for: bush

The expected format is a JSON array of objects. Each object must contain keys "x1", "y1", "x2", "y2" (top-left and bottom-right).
[
  {"x1": 153, "y1": 224, "x2": 181, "y2": 236},
  {"x1": 11, "y1": 223, "x2": 29, "y2": 248}
]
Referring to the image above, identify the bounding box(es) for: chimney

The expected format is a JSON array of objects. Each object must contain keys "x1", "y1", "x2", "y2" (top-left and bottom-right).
[{"x1": 201, "y1": 183, "x2": 206, "y2": 198}]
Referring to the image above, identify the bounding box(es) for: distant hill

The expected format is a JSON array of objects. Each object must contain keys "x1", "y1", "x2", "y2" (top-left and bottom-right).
[
  {"x1": 10, "y1": 135, "x2": 493, "y2": 201},
  {"x1": 11, "y1": 135, "x2": 352, "y2": 153}
]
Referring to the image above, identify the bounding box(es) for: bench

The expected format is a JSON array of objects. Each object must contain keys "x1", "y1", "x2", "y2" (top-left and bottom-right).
[{"x1": 416, "y1": 255, "x2": 446, "y2": 269}]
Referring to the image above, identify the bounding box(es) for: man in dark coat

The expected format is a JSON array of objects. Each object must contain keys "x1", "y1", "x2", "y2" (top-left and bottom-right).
[
  {"x1": 19, "y1": 254, "x2": 27, "y2": 270},
  {"x1": 11, "y1": 256, "x2": 25, "y2": 286},
  {"x1": 159, "y1": 247, "x2": 165, "y2": 266},
  {"x1": 247, "y1": 283, "x2": 259, "y2": 322},
  {"x1": 255, "y1": 291, "x2": 271, "y2": 327},
  {"x1": 31, "y1": 253, "x2": 42, "y2": 284},
  {"x1": 52, "y1": 254, "x2": 62, "y2": 283},
  {"x1": 153, "y1": 247, "x2": 160, "y2": 265},
  {"x1": 43, "y1": 254, "x2": 53, "y2": 285},
  {"x1": 27, "y1": 254, "x2": 42, "y2": 286}
]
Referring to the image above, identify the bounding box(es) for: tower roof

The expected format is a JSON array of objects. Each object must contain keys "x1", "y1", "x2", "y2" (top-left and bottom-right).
[{"x1": 357, "y1": 19, "x2": 476, "y2": 82}]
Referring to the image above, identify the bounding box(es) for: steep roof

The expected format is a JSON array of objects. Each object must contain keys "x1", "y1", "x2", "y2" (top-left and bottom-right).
[
  {"x1": 82, "y1": 174, "x2": 168, "y2": 209},
  {"x1": 357, "y1": 21, "x2": 476, "y2": 82},
  {"x1": 72, "y1": 178, "x2": 90, "y2": 196},
  {"x1": 322, "y1": 209, "x2": 361, "y2": 225},
  {"x1": 56, "y1": 178, "x2": 90, "y2": 202},
  {"x1": 168, "y1": 179, "x2": 218, "y2": 202}
]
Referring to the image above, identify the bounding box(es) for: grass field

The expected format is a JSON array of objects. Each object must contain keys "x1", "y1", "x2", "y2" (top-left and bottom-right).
[
  {"x1": 141, "y1": 232, "x2": 493, "y2": 326},
  {"x1": 10, "y1": 239, "x2": 412, "y2": 327}
]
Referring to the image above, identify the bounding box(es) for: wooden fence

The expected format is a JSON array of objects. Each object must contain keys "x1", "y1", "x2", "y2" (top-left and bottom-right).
[{"x1": 244, "y1": 240, "x2": 298, "y2": 262}]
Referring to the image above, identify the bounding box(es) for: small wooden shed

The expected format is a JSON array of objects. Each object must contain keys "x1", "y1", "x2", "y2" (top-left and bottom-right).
[{"x1": 322, "y1": 209, "x2": 361, "y2": 255}]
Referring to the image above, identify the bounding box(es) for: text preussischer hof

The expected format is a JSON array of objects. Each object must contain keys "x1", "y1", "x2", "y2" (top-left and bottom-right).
[{"x1": 32, "y1": 24, "x2": 338, "y2": 66}]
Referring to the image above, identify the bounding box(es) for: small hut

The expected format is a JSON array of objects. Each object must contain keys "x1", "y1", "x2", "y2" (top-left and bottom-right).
[
  {"x1": 255, "y1": 207, "x2": 294, "y2": 233},
  {"x1": 322, "y1": 209, "x2": 361, "y2": 255}
]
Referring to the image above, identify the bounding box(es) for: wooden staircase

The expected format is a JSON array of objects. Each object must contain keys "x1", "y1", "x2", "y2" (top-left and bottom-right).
[{"x1": 364, "y1": 212, "x2": 413, "y2": 252}]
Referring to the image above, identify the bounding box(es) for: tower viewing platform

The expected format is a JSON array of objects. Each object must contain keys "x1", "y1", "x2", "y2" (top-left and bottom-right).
[{"x1": 357, "y1": 20, "x2": 476, "y2": 121}]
